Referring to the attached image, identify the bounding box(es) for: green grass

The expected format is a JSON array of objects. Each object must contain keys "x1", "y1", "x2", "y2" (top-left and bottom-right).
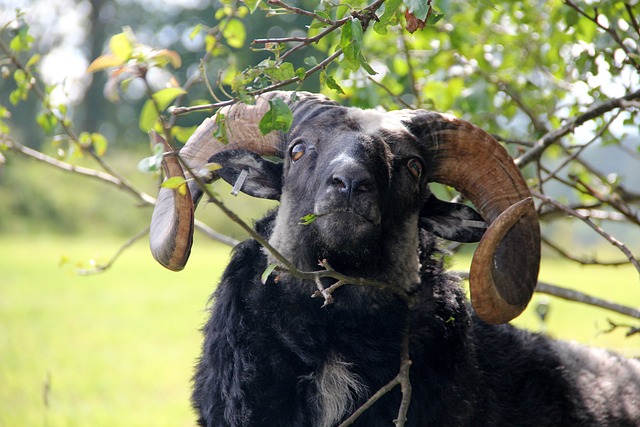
[
  {"x1": 0, "y1": 235, "x2": 232, "y2": 427},
  {"x1": 1, "y1": 235, "x2": 639, "y2": 426}
]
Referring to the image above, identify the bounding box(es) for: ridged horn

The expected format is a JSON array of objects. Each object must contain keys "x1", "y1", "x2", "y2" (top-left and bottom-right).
[
  {"x1": 395, "y1": 110, "x2": 540, "y2": 324},
  {"x1": 149, "y1": 91, "x2": 334, "y2": 271}
]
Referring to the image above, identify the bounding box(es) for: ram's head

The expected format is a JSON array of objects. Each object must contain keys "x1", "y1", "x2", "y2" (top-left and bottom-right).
[{"x1": 150, "y1": 91, "x2": 540, "y2": 324}]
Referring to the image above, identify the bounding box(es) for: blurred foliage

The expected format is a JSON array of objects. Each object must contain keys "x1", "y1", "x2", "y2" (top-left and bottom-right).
[{"x1": 0, "y1": 0, "x2": 639, "y2": 256}]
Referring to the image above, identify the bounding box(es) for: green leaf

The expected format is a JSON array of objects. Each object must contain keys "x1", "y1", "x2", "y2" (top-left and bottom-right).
[
  {"x1": 222, "y1": 19, "x2": 246, "y2": 49},
  {"x1": 358, "y1": 53, "x2": 377, "y2": 75},
  {"x1": 190, "y1": 24, "x2": 203, "y2": 40},
  {"x1": 341, "y1": 19, "x2": 363, "y2": 57},
  {"x1": 137, "y1": 144, "x2": 164, "y2": 173},
  {"x1": 139, "y1": 100, "x2": 159, "y2": 132},
  {"x1": 139, "y1": 88, "x2": 187, "y2": 131},
  {"x1": 304, "y1": 56, "x2": 319, "y2": 67},
  {"x1": 261, "y1": 263, "x2": 278, "y2": 284},
  {"x1": 109, "y1": 32, "x2": 133, "y2": 61},
  {"x1": 36, "y1": 111, "x2": 58, "y2": 135},
  {"x1": 299, "y1": 213, "x2": 318, "y2": 225},
  {"x1": 161, "y1": 176, "x2": 187, "y2": 189},
  {"x1": 336, "y1": 4, "x2": 350, "y2": 19},
  {"x1": 374, "y1": 0, "x2": 403, "y2": 35},
  {"x1": 213, "y1": 112, "x2": 228, "y2": 145},
  {"x1": 172, "y1": 125, "x2": 197, "y2": 143},
  {"x1": 152, "y1": 87, "x2": 187, "y2": 110},
  {"x1": 426, "y1": 11, "x2": 444, "y2": 26},
  {"x1": 25, "y1": 53, "x2": 41, "y2": 70},
  {"x1": 244, "y1": 0, "x2": 260, "y2": 13},
  {"x1": 9, "y1": 26, "x2": 34, "y2": 52},
  {"x1": 404, "y1": 0, "x2": 430, "y2": 21},
  {"x1": 259, "y1": 98, "x2": 293, "y2": 135},
  {"x1": 295, "y1": 67, "x2": 306, "y2": 81},
  {"x1": 263, "y1": 61, "x2": 296, "y2": 81},
  {"x1": 321, "y1": 72, "x2": 345, "y2": 94},
  {"x1": 91, "y1": 133, "x2": 108, "y2": 156}
]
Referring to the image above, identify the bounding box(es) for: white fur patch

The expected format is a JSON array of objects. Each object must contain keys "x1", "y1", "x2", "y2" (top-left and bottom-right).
[
  {"x1": 328, "y1": 152, "x2": 358, "y2": 167},
  {"x1": 346, "y1": 109, "x2": 407, "y2": 136},
  {"x1": 315, "y1": 354, "x2": 366, "y2": 427}
]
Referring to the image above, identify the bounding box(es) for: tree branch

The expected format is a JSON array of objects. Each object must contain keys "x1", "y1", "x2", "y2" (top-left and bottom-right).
[
  {"x1": 542, "y1": 236, "x2": 632, "y2": 267},
  {"x1": 3, "y1": 135, "x2": 156, "y2": 205},
  {"x1": 515, "y1": 88, "x2": 640, "y2": 167},
  {"x1": 564, "y1": 0, "x2": 640, "y2": 71},
  {"x1": 536, "y1": 281, "x2": 640, "y2": 319},
  {"x1": 456, "y1": 271, "x2": 640, "y2": 319},
  {"x1": 532, "y1": 190, "x2": 640, "y2": 274},
  {"x1": 76, "y1": 227, "x2": 150, "y2": 275}
]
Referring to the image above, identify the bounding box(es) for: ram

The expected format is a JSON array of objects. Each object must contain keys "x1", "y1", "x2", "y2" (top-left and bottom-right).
[{"x1": 150, "y1": 91, "x2": 640, "y2": 427}]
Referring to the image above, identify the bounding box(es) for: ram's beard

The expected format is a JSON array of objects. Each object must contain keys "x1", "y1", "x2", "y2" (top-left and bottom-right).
[{"x1": 313, "y1": 211, "x2": 381, "y2": 270}]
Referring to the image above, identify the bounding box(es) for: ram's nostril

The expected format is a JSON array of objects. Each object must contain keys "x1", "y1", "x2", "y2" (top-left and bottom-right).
[{"x1": 332, "y1": 177, "x2": 347, "y2": 190}]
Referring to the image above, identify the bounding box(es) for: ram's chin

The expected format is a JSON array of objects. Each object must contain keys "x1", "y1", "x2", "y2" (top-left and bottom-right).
[{"x1": 314, "y1": 212, "x2": 380, "y2": 265}]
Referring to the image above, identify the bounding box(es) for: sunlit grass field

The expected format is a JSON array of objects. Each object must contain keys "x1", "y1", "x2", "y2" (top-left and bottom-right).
[{"x1": 1, "y1": 235, "x2": 638, "y2": 426}]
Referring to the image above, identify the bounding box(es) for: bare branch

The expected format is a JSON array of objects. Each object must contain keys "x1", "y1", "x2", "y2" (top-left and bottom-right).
[
  {"x1": 542, "y1": 236, "x2": 632, "y2": 267},
  {"x1": 3, "y1": 136, "x2": 156, "y2": 205},
  {"x1": 194, "y1": 219, "x2": 239, "y2": 247},
  {"x1": 456, "y1": 271, "x2": 640, "y2": 319},
  {"x1": 496, "y1": 80, "x2": 549, "y2": 134},
  {"x1": 536, "y1": 281, "x2": 640, "y2": 319},
  {"x1": 174, "y1": 0, "x2": 388, "y2": 116},
  {"x1": 515, "y1": 88, "x2": 640, "y2": 167},
  {"x1": 532, "y1": 190, "x2": 640, "y2": 274},
  {"x1": 564, "y1": 0, "x2": 640, "y2": 71},
  {"x1": 625, "y1": 3, "x2": 640, "y2": 38},
  {"x1": 540, "y1": 111, "x2": 619, "y2": 186},
  {"x1": 265, "y1": 0, "x2": 335, "y2": 25},
  {"x1": 603, "y1": 319, "x2": 640, "y2": 337},
  {"x1": 76, "y1": 227, "x2": 150, "y2": 275}
]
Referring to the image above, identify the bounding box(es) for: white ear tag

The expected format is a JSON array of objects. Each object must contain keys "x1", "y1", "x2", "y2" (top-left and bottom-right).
[{"x1": 230, "y1": 169, "x2": 249, "y2": 196}]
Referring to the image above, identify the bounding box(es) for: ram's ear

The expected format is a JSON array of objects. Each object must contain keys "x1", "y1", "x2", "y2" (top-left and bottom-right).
[
  {"x1": 209, "y1": 149, "x2": 283, "y2": 200},
  {"x1": 419, "y1": 194, "x2": 488, "y2": 243}
]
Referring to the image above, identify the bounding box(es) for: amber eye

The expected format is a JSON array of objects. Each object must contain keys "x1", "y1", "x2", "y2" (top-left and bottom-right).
[
  {"x1": 407, "y1": 158, "x2": 423, "y2": 179},
  {"x1": 290, "y1": 142, "x2": 307, "y2": 162}
]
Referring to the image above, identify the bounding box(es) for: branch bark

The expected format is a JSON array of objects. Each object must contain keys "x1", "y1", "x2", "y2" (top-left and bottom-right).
[{"x1": 515, "y1": 88, "x2": 640, "y2": 168}]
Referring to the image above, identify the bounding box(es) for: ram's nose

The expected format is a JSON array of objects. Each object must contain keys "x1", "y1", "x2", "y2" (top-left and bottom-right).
[{"x1": 328, "y1": 163, "x2": 375, "y2": 199}]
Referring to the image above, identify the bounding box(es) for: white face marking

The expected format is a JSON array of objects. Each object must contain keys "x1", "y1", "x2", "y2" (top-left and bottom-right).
[
  {"x1": 328, "y1": 151, "x2": 358, "y2": 167},
  {"x1": 346, "y1": 108, "x2": 409, "y2": 136}
]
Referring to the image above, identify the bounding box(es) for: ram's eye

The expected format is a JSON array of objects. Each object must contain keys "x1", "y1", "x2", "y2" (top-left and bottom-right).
[
  {"x1": 290, "y1": 142, "x2": 307, "y2": 162},
  {"x1": 407, "y1": 158, "x2": 423, "y2": 179}
]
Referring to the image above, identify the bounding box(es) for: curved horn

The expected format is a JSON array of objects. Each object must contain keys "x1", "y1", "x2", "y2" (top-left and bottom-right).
[
  {"x1": 149, "y1": 91, "x2": 334, "y2": 271},
  {"x1": 395, "y1": 111, "x2": 540, "y2": 324}
]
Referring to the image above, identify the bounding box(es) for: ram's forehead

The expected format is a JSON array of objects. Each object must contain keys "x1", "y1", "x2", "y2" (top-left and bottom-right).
[
  {"x1": 345, "y1": 108, "x2": 409, "y2": 136},
  {"x1": 344, "y1": 108, "x2": 423, "y2": 159}
]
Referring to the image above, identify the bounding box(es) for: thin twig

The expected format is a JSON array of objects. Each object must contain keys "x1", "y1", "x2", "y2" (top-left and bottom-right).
[
  {"x1": 172, "y1": 49, "x2": 344, "y2": 115},
  {"x1": 625, "y1": 3, "x2": 640, "y2": 38},
  {"x1": 174, "y1": 0, "x2": 388, "y2": 116},
  {"x1": 456, "y1": 271, "x2": 640, "y2": 319},
  {"x1": 3, "y1": 136, "x2": 156, "y2": 205},
  {"x1": 536, "y1": 281, "x2": 640, "y2": 319},
  {"x1": 532, "y1": 190, "x2": 640, "y2": 274},
  {"x1": 564, "y1": 0, "x2": 640, "y2": 71},
  {"x1": 0, "y1": 37, "x2": 146, "y2": 203},
  {"x1": 76, "y1": 227, "x2": 150, "y2": 275},
  {"x1": 265, "y1": 0, "x2": 334, "y2": 25},
  {"x1": 540, "y1": 111, "x2": 619, "y2": 185},
  {"x1": 542, "y1": 237, "x2": 631, "y2": 267},
  {"x1": 366, "y1": 75, "x2": 415, "y2": 109},
  {"x1": 177, "y1": 152, "x2": 410, "y2": 301},
  {"x1": 515, "y1": 88, "x2": 640, "y2": 167}
]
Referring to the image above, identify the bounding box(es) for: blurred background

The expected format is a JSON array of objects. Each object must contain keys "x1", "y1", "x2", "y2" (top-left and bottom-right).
[{"x1": 1, "y1": 0, "x2": 639, "y2": 425}]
